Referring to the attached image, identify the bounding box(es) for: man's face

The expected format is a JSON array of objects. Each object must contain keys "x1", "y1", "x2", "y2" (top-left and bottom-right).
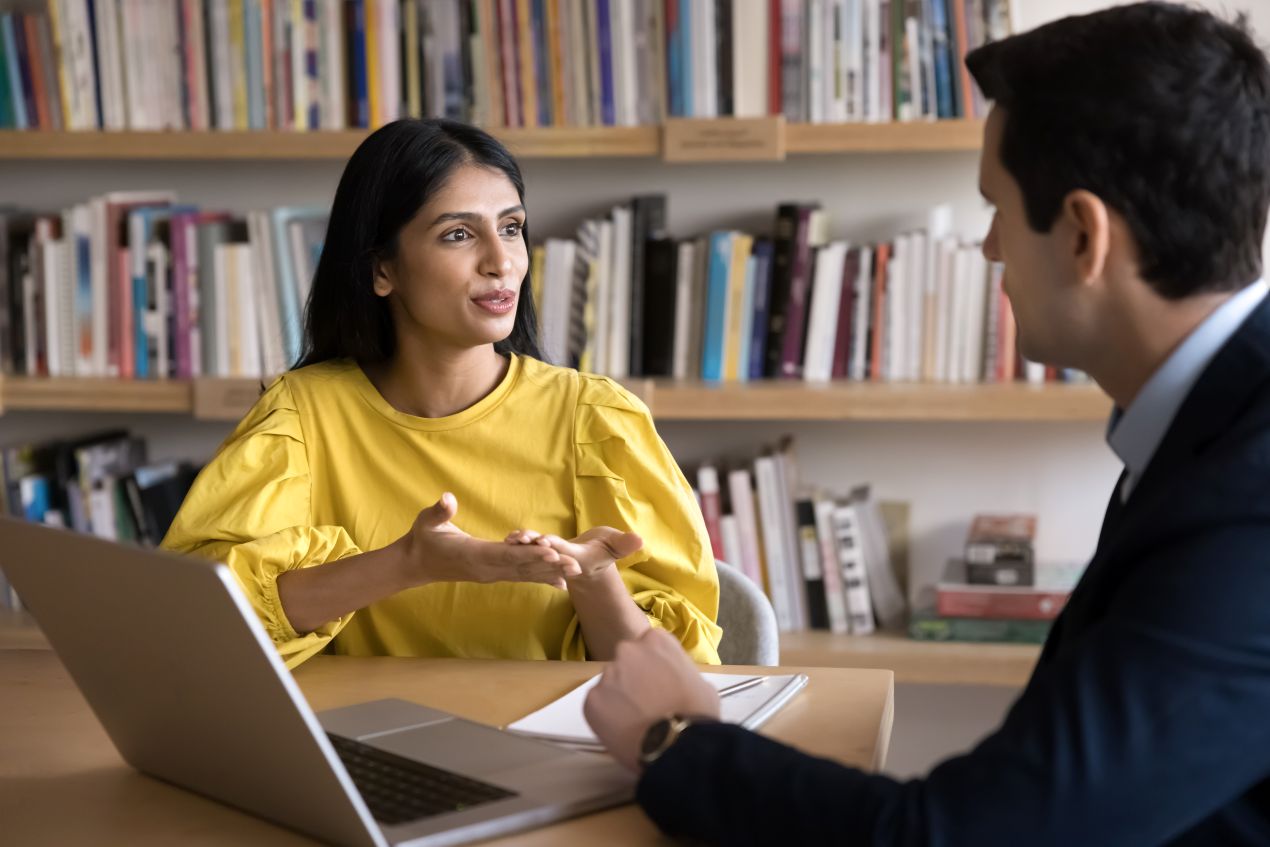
[{"x1": 979, "y1": 107, "x2": 1082, "y2": 367}]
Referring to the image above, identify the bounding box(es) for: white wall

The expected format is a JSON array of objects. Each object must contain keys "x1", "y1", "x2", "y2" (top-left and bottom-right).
[{"x1": 0, "y1": 0, "x2": 1266, "y2": 601}]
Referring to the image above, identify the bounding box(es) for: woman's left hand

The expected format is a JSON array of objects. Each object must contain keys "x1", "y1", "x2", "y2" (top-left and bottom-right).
[{"x1": 505, "y1": 526, "x2": 643, "y2": 581}]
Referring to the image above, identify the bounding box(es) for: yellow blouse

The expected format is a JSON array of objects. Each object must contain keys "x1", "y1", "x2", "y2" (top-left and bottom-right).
[{"x1": 162, "y1": 354, "x2": 721, "y2": 668}]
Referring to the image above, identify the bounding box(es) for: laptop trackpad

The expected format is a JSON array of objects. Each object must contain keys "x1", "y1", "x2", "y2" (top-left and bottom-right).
[{"x1": 370, "y1": 720, "x2": 573, "y2": 779}]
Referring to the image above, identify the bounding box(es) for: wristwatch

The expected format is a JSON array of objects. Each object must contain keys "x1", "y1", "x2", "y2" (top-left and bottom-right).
[{"x1": 638, "y1": 714, "x2": 713, "y2": 769}]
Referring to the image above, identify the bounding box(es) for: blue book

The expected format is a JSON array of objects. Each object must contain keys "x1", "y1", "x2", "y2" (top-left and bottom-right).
[
  {"x1": 0, "y1": 20, "x2": 13, "y2": 128},
  {"x1": 701, "y1": 232, "x2": 733, "y2": 383},
  {"x1": 1, "y1": 15, "x2": 27, "y2": 129},
  {"x1": 595, "y1": 0, "x2": 614, "y2": 126},
  {"x1": 304, "y1": 0, "x2": 319, "y2": 128},
  {"x1": 10, "y1": 13, "x2": 38, "y2": 129},
  {"x1": 928, "y1": 0, "x2": 954, "y2": 118},
  {"x1": 736, "y1": 256, "x2": 757, "y2": 384},
  {"x1": 349, "y1": 0, "x2": 368, "y2": 127},
  {"x1": 85, "y1": 0, "x2": 104, "y2": 127},
  {"x1": 679, "y1": 0, "x2": 692, "y2": 117},
  {"x1": 748, "y1": 240, "x2": 774, "y2": 380}
]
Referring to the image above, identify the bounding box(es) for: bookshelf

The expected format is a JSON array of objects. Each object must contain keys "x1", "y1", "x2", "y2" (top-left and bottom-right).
[
  {"x1": 0, "y1": 120, "x2": 984, "y2": 161},
  {"x1": 0, "y1": 376, "x2": 1110, "y2": 422}
]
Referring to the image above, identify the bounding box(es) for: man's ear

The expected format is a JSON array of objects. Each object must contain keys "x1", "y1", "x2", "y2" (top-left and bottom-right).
[
  {"x1": 1061, "y1": 189, "x2": 1110, "y2": 285},
  {"x1": 372, "y1": 255, "x2": 394, "y2": 297}
]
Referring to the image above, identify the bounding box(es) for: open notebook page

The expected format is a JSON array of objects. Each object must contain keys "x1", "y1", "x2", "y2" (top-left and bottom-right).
[{"x1": 506, "y1": 671, "x2": 809, "y2": 751}]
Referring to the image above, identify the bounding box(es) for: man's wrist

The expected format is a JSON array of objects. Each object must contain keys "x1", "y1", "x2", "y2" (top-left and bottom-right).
[{"x1": 637, "y1": 713, "x2": 717, "y2": 771}]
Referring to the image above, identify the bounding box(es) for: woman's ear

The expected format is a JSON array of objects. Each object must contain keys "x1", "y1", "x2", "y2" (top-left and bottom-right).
[
  {"x1": 372, "y1": 255, "x2": 394, "y2": 298},
  {"x1": 1062, "y1": 189, "x2": 1110, "y2": 286}
]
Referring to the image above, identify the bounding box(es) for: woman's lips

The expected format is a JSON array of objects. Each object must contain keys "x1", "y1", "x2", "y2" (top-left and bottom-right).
[{"x1": 471, "y1": 289, "x2": 517, "y2": 315}]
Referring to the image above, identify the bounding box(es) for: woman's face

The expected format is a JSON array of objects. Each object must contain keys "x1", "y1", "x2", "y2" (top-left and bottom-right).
[{"x1": 374, "y1": 163, "x2": 529, "y2": 355}]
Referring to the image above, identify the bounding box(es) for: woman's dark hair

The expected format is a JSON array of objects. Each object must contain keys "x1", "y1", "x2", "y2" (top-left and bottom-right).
[
  {"x1": 967, "y1": 2, "x2": 1270, "y2": 298},
  {"x1": 294, "y1": 118, "x2": 544, "y2": 369}
]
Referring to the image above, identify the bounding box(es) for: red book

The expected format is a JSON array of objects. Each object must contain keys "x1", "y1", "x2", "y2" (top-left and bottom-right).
[
  {"x1": 937, "y1": 561, "x2": 1070, "y2": 620},
  {"x1": 830, "y1": 248, "x2": 860, "y2": 379}
]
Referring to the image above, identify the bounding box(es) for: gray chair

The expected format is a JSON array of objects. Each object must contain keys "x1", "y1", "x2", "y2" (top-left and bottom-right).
[{"x1": 714, "y1": 559, "x2": 780, "y2": 666}]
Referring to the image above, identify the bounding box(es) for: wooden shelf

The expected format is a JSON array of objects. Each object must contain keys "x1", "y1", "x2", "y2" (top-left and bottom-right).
[
  {"x1": 0, "y1": 121, "x2": 981, "y2": 160},
  {"x1": 637, "y1": 380, "x2": 1111, "y2": 422},
  {"x1": 780, "y1": 631, "x2": 1040, "y2": 687},
  {"x1": 0, "y1": 609, "x2": 47, "y2": 650},
  {"x1": 0, "y1": 377, "x2": 1109, "y2": 422}
]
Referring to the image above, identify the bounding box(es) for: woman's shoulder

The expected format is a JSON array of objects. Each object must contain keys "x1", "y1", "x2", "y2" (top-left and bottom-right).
[
  {"x1": 276, "y1": 359, "x2": 363, "y2": 401},
  {"x1": 517, "y1": 356, "x2": 650, "y2": 416}
]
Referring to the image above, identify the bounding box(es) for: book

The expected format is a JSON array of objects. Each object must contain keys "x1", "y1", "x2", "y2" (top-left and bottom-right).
[
  {"x1": 908, "y1": 608, "x2": 1051, "y2": 644},
  {"x1": 936, "y1": 559, "x2": 1070, "y2": 620},
  {"x1": 506, "y1": 671, "x2": 808, "y2": 751}
]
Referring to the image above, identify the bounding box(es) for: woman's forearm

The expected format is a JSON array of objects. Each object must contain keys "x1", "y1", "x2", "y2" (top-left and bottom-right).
[
  {"x1": 567, "y1": 566, "x2": 651, "y2": 659},
  {"x1": 276, "y1": 540, "x2": 412, "y2": 634}
]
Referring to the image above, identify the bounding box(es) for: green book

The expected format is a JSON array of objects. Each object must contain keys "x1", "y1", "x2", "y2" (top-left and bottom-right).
[{"x1": 908, "y1": 610, "x2": 1052, "y2": 645}]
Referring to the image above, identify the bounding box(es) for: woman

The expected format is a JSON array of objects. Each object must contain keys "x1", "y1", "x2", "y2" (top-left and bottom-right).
[{"x1": 162, "y1": 119, "x2": 721, "y2": 669}]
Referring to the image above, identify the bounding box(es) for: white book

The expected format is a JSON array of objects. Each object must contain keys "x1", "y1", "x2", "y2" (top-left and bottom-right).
[
  {"x1": 773, "y1": 446, "x2": 808, "y2": 630},
  {"x1": 379, "y1": 0, "x2": 400, "y2": 122},
  {"x1": 235, "y1": 244, "x2": 261, "y2": 377},
  {"x1": 611, "y1": 0, "x2": 638, "y2": 126},
  {"x1": 671, "y1": 240, "x2": 696, "y2": 381},
  {"x1": 813, "y1": 497, "x2": 849, "y2": 634},
  {"x1": 606, "y1": 206, "x2": 632, "y2": 379},
  {"x1": 720, "y1": 515, "x2": 744, "y2": 577},
  {"x1": 962, "y1": 248, "x2": 987, "y2": 383},
  {"x1": 803, "y1": 240, "x2": 848, "y2": 383},
  {"x1": 807, "y1": 0, "x2": 824, "y2": 123},
  {"x1": 831, "y1": 501, "x2": 874, "y2": 635},
  {"x1": 732, "y1": 0, "x2": 768, "y2": 118},
  {"x1": 289, "y1": 0, "x2": 306, "y2": 127},
  {"x1": 754, "y1": 456, "x2": 795, "y2": 631},
  {"x1": 541, "y1": 238, "x2": 574, "y2": 365},
  {"x1": 849, "y1": 245, "x2": 872, "y2": 381},
  {"x1": 948, "y1": 245, "x2": 970, "y2": 384},
  {"x1": 854, "y1": 490, "x2": 907, "y2": 630},
  {"x1": 827, "y1": 0, "x2": 845, "y2": 123},
  {"x1": 65, "y1": 205, "x2": 93, "y2": 376},
  {"x1": 64, "y1": 0, "x2": 100, "y2": 128},
  {"x1": 692, "y1": 0, "x2": 716, "y2": 118},
  {"x1": 903, "y1": 15, "x2": 921, "y2": 121},
  {"x1": 846, "y1": 0, "x2": 864, "y2": 121},
  {"x1": 726, "y1": 467, "x2": 765, "y2": 590},
  {"x1": 321, "y1": 0, "x2": 346, "y2": 128},
  {"x1": 158, "y1": 1, "x2": 183, "y2": 129},
  {"x1": 932, "y1": 236, "x2": 956, "y2": 383}
]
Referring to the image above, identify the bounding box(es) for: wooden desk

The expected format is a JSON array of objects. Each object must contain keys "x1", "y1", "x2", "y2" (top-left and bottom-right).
[{"x1": 0, "y1": 650, "x2": 894, "y2": 845}]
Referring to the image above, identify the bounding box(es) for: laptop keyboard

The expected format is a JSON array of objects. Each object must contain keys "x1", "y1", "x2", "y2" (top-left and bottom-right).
[{"x1": 328, "y1": 733, "x2": 518, "y2": 825}]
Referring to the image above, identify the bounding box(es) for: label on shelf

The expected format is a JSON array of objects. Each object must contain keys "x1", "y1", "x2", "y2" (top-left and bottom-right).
[{"x1": 662, "y1": 116, "x2": 786, "y2": 163}]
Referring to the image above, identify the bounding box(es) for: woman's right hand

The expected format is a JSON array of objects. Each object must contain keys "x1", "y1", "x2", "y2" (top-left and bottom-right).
[{"x1": 397, "y1": 493, "x2": 581, "y2": 589}]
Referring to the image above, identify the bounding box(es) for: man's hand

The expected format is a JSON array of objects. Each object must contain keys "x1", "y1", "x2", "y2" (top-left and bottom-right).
[
  {"x1": 399, "y1": 493, "x2": 581, "y2": 589},
  {"x1": 582, "y1": 628, "x2": 722, "y2": 771},
  {"x1": 505, "y1": 526, "x2": 643, "y2": 582}
]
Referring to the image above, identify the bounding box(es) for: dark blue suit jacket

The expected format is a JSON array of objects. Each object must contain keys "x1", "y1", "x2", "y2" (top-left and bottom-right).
[{"x1": 637, "y1": 296, "x2": 1270, "y2": 845}]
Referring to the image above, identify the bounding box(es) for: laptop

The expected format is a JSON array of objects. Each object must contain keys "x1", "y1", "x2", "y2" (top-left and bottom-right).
[{"x1": 0, "y1": 517, "x2": 635, "y2": 846}]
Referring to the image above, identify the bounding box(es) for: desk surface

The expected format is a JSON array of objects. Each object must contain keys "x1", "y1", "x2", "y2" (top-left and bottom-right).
[{"x1": 0, "y1": 649, "x2": 894, "y2": 845}]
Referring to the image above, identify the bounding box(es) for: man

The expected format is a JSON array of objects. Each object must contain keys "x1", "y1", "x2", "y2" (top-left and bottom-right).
[{"x1": 583, "y1": 3, "x2": 1270, "y2": 845}]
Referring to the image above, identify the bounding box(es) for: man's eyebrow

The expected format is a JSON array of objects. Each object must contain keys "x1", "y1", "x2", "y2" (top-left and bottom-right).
[{"x1": 429, "y1": 205, "x2": 526, "y2": 227}]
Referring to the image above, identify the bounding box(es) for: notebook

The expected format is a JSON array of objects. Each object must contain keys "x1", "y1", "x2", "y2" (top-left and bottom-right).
[{"x1": 507, "y1": 671, "x2": 809, "y2": 751}]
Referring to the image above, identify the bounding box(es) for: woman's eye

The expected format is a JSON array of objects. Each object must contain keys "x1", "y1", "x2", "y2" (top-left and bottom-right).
[
  {"x1": 501, "y1": 221, "x2": 523, "y2": 237},
  {"x1": 443, "y1": 228, "x2": 471, "y2": 242}
]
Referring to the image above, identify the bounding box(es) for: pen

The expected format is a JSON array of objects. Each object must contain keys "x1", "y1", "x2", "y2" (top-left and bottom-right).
[{"x1": 717, "y1": 676, "x2": 764, "y2": 698}]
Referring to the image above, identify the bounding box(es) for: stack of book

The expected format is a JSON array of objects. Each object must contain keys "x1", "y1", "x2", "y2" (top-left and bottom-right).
[
  {"x1": 909, "y1": 513, "x2": 1074, "y2": 644},
  {"x1": 0, "y1": 429, "x2": 199, "y2": 612},
  {"x1": 0, "y1": 199, "x2": 326, "y2": 379},
  {"x1": 693, "y1": 437, "x2": 908, "y2": 635},
  {"x1": 0, "y1": 0, "x2": 1013, "y2": 132}
]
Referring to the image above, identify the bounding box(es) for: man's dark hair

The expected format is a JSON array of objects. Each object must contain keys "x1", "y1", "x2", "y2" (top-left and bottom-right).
[
  {"x1": 296, "y1": 118, "x2": 544, "y2": 370},
  {"x1": 967, "y1": 2, "x2": 1270, "y2": 298}
]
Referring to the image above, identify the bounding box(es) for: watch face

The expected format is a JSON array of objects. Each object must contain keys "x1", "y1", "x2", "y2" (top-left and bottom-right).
[{"x1": 640, "y1": 718, "x2": 673, "y2": 760}]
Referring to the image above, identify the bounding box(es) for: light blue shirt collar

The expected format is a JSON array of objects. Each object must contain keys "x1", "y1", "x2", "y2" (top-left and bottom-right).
[{"x1": 1108, "y1": 279, "x2": 1268, "y2": 500}]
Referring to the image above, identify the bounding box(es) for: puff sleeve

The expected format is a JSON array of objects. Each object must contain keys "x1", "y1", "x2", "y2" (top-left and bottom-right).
[
  {"x1": 569, "y1": 376, "x2": 722, "y2": 664},
  {"x1": 161, "y1": 377, "x2": 363, "y2": 668}
]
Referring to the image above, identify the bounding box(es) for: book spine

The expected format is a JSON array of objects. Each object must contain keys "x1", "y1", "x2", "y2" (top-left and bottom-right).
[
  {"x1": 778, "y1": 206, "x2": 816, "y2": 378},
  {"x1": 936, "y1": 588, "x2": 1069, "y2": 620},
  {"x1": 696, "y1": 465, "x2": 726, "y2": 561}
]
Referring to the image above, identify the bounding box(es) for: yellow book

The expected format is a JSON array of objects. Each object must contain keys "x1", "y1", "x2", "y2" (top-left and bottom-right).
[
  {"x1": 516, "y1": 0, "x2": 536, "y2": 127},
  {"x1": 365, "y1": 0, "x2": 381, "y2": 126},
  {"x1": 478, "y1": 0, "x2": 503, "y2": 126},
  {"x1": 229, "y1": 0, "x2": 249, "y2": 129},
  {"x1": 403, "y1": 0, "x2": 420, "y2": 117},
  {"x1": 291, "y1": 0, "x2": 306, "y2": 130},
  {"x1": 44, "y1": 0, "x2": 73, "y2": 128},
  {"x1": 723, "y1": 234, "x2": 754, "y2": 381}
]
